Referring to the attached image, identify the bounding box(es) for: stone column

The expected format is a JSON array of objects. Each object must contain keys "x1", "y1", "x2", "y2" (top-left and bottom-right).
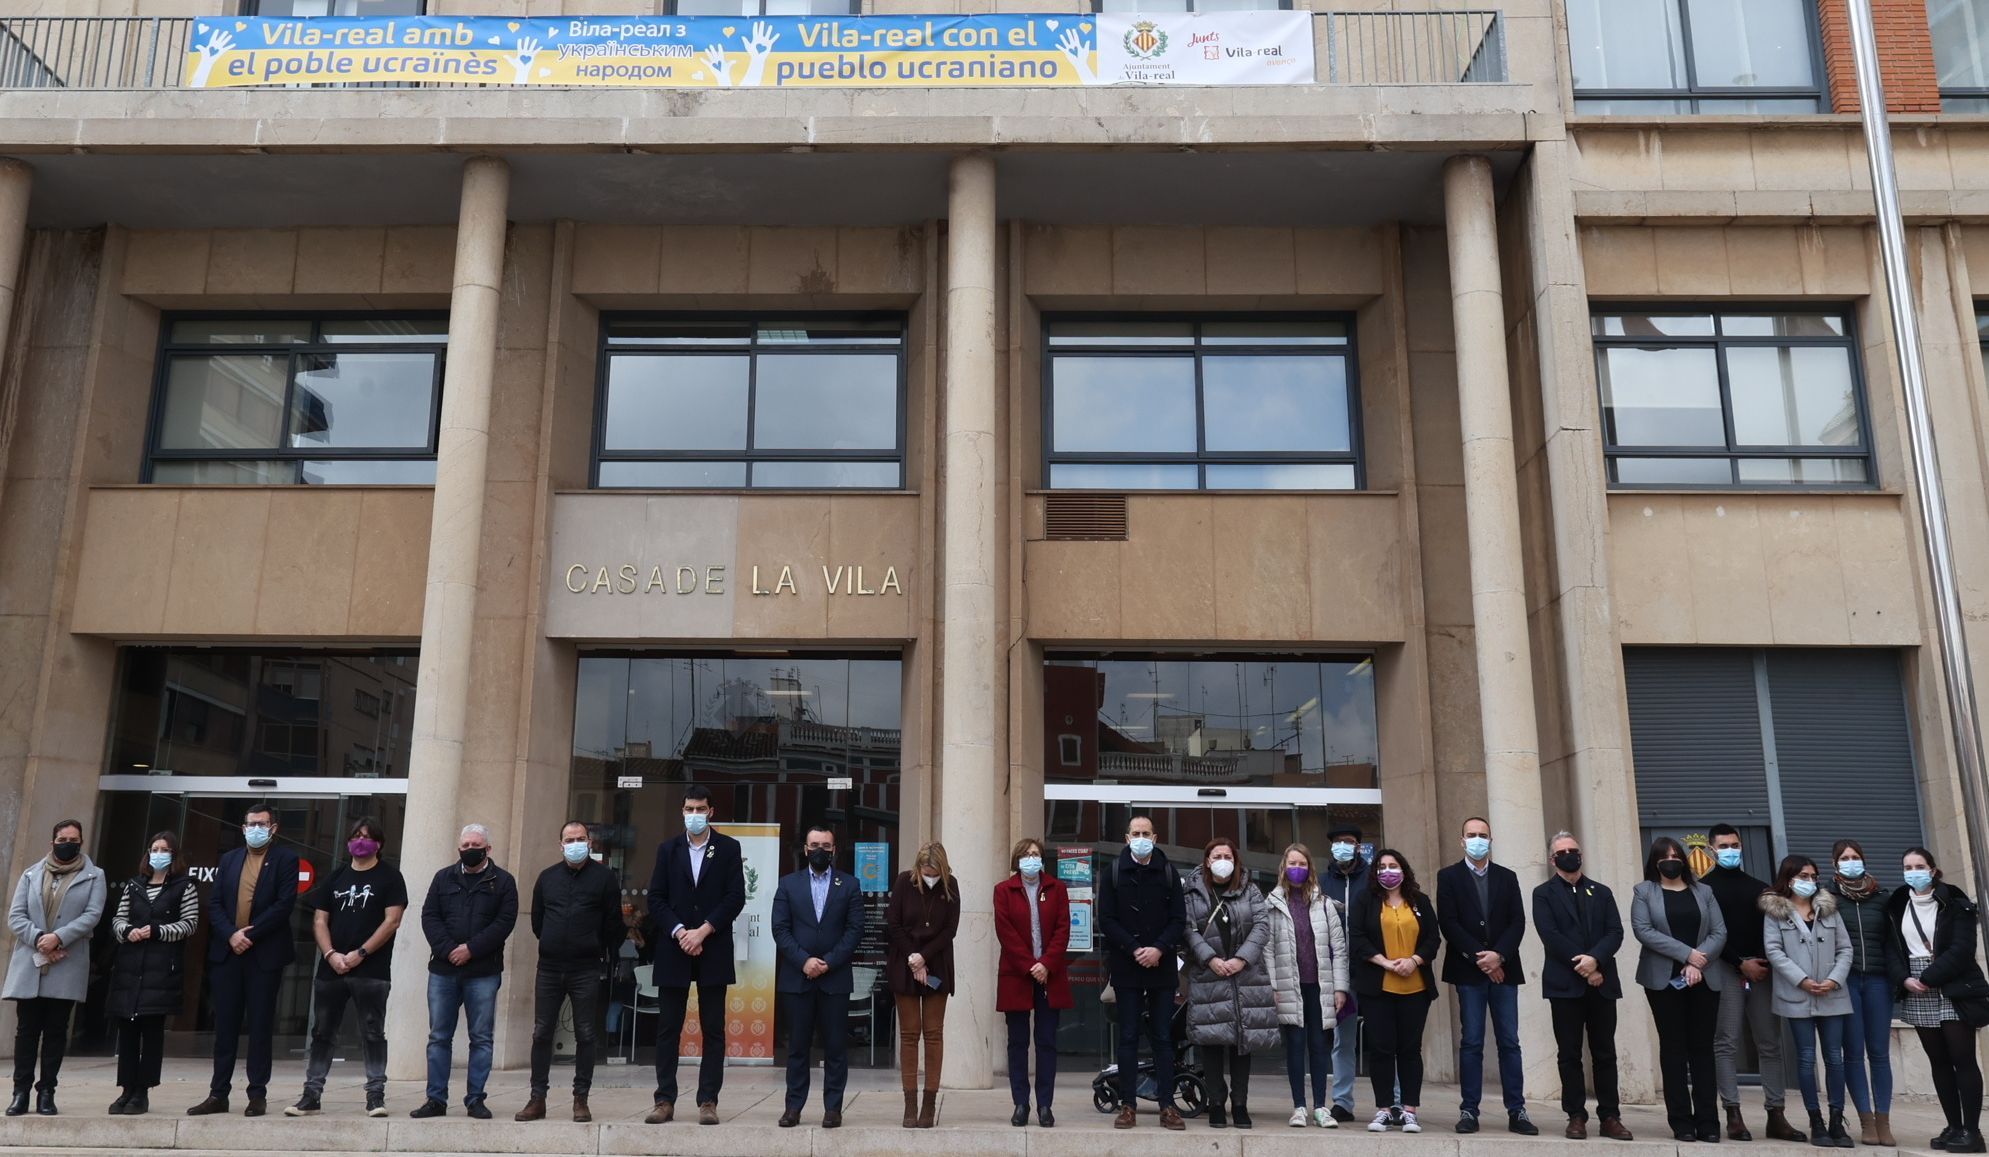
[
  {"x1": 0, "y1": 158, "x2": 34, "y2": 520},
  {"x1": 936, "y1": 152, "x2": 999, "y2": 1088},
  {"x1": 383, "y1": 156, "x2": 510, "y2": 1081},
  {"x1": 1442, "y1": 153, "x2": 1556, "y2": 1085}
]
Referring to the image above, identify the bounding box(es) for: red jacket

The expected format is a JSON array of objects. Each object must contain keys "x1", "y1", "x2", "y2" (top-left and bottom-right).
[{"x1": 994, "y1": 874, "x2": 1073, "y2": 1011}]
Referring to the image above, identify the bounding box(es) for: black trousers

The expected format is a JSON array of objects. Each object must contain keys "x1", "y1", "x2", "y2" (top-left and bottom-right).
[
  {"x1": 1551, "y1": 991, "x2": 1621, "y2": 1121},
  {"x1": 1006, "y1": 985, "x2": 1059, "y2": 1110},
  {"x1": 1115, "y1": 984, "x2": 1175, "y2": 1107},
  {"x1": 1647, "y1": 983, "x2": 1721, "y2": 1133},
  {"x1": 1364, "y1": 991, "x2": 1431, "y2": 1107},
  {"x1": 10, "y1": 997, "x2": 73, "y2": 1092},
  {"x1": 1918, "y1": 1021, "x2": 1985, "y2": 1133},
  {"x1": 208, "y1": 957, "x2": 283, "y2": 1100},
  {"x1": 529, "y1": 964, "x2": 603, "y2": 1099},
  {"x1": 782, "y1": 989, "x2": 850, "y2": 1113},
  {"x1": 654, "y1": 983, "x2": 728, "y2": 1106},
  {"x1": 1206, "y1": 1046, "x2": 1253, "y2": 1111},
  {"x1": 115, "y1": 1015, "x2": 167, "y2": 1092}
]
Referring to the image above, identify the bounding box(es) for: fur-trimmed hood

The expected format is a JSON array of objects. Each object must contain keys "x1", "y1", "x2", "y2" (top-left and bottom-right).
[{"x1": 1761, "y1": 888, "x2": 1837, "y2": 922}]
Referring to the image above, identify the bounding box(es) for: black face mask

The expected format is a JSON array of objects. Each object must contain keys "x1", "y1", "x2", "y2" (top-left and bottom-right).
[
  {"x1": 807, "y1": 848, "x2": 834, "y2": 872},
  {"x1": 51, "y1": 842, "x2": 80, "y2": 864},
  {"x1": 1657, "y1": 859, "x2": 1686, "y2": 880},
  {"x1": 1553, "y1": 850, "x2": 1582, "y2": 874},
  {"x1": 459, "y1": 847, "x2": 488, "y2": 869}
]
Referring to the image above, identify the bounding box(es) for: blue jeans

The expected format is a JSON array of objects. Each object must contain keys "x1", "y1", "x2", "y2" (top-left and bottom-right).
[
  {"x1": 426, "y1": 972, "x2": 501, "y2": 1107},
  {"x1": 1283, "y1": 983, "x2": 1334, "y2": 1109},
  {"x1": 1843, "y1": 972, "x2": 1893, "y2": 1114},
  {"x1": 1790, "y1": 1014, "x2": 1850, "y2": 1115},
  {"x1": 1332, "y1": 997, "x2": 1360, "y2": 1110},
  {"x1": 1458, "y1": 981, "x2": 1525, "y2": 1116}
]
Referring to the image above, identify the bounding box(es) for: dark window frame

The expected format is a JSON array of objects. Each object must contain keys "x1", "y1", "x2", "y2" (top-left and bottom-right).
[
  {"x1": 1930, "y1": 0, "x2": 1989, "y2": 110},
  {"x1": 1568, "y1": 0, "x2": 1827, "y2": 114},
  {"x1": 1592, "y1": 303, "x2": 1876, "y2": 491},
  {"x1": 592, "y1": 312, "x2": 909, "y2": 491},
  {"x1": 1041, "y1": 312, "x2": 1365, "y2": 492},
  {"x1": 144, "y1": 311, "x2": 449, "y2": 484}
]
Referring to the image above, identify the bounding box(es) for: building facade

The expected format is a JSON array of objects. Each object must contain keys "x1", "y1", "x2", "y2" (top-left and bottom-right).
[{"x1": 0, "y1": 0, "x2": 1985, "y2": 1097}]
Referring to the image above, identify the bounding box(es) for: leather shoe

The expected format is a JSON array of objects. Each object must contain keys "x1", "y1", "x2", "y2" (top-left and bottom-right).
[
  {"x1": 1011, "y1": 1103, "x2": 1029, "y2": 1127},
  {"x1": 1602, "y1": 1117, "x2": 1635, "y2": 1141},
  {"x1": 185, "y1": 1096, "x2": 227, "y2": 1117},
  {"x1": 644, "y1": 1101, "x2": 673, "y2": 1124},
  {"x1": 1567, "y1": 1118, "x2": 1589, "y2": 1140},
  {"x1": 823, "y1": 1109, "x2": 842, "y2": 1128},
  {"x1": 699, "y1": 1102, "x2": 719, "y2": 1126},
  {"x1": 778, "y1": 1108, "x2": 801, "y2": 1128},
  {"x1": 1698, "y1": 1125, "x2": 1724, "y2": 1144},
  {"x1": 513, "y1": 1097, "x2": 545, "y2": 1122},
  {"x1": 243, "y1": 1098, "x2": 265, "y2": 1118},
  {"x1": 1038, "y1": 1106, "x2": 1055, "y2": 1127},
  {"x1": 465, "y1": 1100, "x2": 491, "y2": 1120},
  {"x1": 34, "y1": 1090, "x2": 55, "y2": 1116},
  {"x1": 1114, "y1": 1104, "x2": 1137, "y2": 1129},
  {"x1": 408, "y1": 1099, "x2": 446, "y2": 1119},
  {"x1": 571, "y1": 1097, "x2": 591, "y2": 1123},
  {"x1": 1159, "y1": 1105, "x2": 1185, "y2": 1130},
  {"x1": 1510, "y1": 1112, "x2": 1540, "y2": 1136}
]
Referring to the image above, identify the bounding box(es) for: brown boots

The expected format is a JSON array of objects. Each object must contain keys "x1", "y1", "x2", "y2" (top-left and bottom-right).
[
  {"x1": 899, "y1": 1088, "x2": 937, "y2": 1128},
  {"x1": 1729, "y1": 1105, "x2": 1754, "y2": 1141},
  {"x1": 902, "y1": 1090, "x2": 918, "y2": 1128},
  {"x1": 1767, "y1": 1108, "x2": 1810, "y2": 1143},
  {"x1": 1875, "y1": 1112, "x2": 1898, "y2": 1146}
]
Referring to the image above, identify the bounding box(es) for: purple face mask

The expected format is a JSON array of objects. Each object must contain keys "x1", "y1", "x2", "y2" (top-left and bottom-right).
[
  {"x1": 1285, "y1": 866, "x2": 1310, "y2": 885},
  {"x1": 347, "y1": 837, "x2": 381, "y2": 859},
  {"x1": 1376, "y1": 868, "x2": 1405, "y2": 890}
]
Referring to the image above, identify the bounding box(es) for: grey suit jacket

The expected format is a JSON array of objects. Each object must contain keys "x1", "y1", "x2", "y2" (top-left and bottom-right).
[{"x1": 1630, "y1": 879, "x2": 1728, "y2": 993}]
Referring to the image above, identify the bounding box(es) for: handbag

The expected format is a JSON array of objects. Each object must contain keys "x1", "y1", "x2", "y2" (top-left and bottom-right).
[{"x1": 1906, "y1": 902, "x2": 1989, "y2": 1027}]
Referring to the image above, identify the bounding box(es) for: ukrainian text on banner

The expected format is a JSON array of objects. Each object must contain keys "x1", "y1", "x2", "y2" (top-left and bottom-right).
[{"x1": 180, "y1": 12, "x2": 1313, "y2": 88}]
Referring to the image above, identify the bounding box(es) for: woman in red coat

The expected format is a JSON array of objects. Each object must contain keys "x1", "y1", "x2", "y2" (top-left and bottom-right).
[{"x1": 994, "y1": 837, "x2": 1072, "y2": 1128}]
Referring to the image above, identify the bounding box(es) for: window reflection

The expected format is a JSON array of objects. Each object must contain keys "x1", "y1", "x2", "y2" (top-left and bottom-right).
[{"x1": 1566, "y1": 0, "x2": 1822, "y2": 113}]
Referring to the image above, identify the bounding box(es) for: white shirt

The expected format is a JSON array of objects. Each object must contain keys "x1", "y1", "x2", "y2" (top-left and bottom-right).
[{"x1": 1905, "y1": 890, "x2": 1941, "y2": 957}]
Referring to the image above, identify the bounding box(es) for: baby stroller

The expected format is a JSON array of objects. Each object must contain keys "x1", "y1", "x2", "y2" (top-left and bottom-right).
[{"x1": 1091, "y1": 992, "x2": 1206, "y2": 1117}]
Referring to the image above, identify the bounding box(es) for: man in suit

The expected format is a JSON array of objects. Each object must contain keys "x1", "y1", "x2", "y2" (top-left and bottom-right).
[
  {"x1": 644, "y1": 785, "x2": 747, "y2": 1126},
  {"x1": 769, "y1": 824, "x2": 864, "y2": 1129},
  {"x1": 1531, "y1": 830, "x2": 1632, "y2": 1142},
  {"x1": 187, "y1": 802, "x2": 299, "y2": 1118},
  {"x1": 1436, "y1": 816, "x2": 1536, "y2": 1136}
]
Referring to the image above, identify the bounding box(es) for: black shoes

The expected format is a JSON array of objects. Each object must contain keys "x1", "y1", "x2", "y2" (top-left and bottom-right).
[
  {"x1": 1233, "y1": 1105, "x2": 1253, "y2": 1129},
  {"x1": 33, "y1": 1090, "x2": 55, "y2": 1116},
  {"x1": 4, "y1": 1086, "x2": 25, "y2": 1117},
  {"x1": 466, "y1": 1100, "x2": 491, "y2": 1120},
  {"x1": 185, "y1": 1095, "x2": 228, "y2": 1116},
  {"x1": 1038, "y1": 1106, "x2": 1056, "y2": 1127},
  {"x1": 1207, "y1": 1105, "x2": 1227, "y2": 1128},
  {"x1": 110, "y1": 1090, "x2": 149, "y2": 1116},
  {"x1": 1511, "y1": 1111, "x2": 1541, "y2": 1136},
  {"x1": 1458, "y1": 1111, "x2": 1481, "y2": 1134},
  {"x1": 284, "y1": 1093, "x2": 320, "y2": 1117},
  {"x1": 1011, "y1": 1103, "x2": 1029, "y2": 1127},
  {"x1": 1331, "y1": 1104, "x2": 1356, "y2": 1124},
  {"x1": 1949, "y1": 1129, "x2": 1989, "y2": 1155},
  {"x1": 244, "y1": 1097, "x2": 266, "y2": 1117},
  {"x1": 365, "y1": 1092, "x2": 387, "y2": 1118},
  {"x1": 109, "y1": 1091, "x2": 134, "y2": 1115},
  {"x1": 778, "y1": 1108, "x2": 800, "y2": 1128},
  {"x1": 409, "y1": 1099, "x2": 447, "y2": 1119}
]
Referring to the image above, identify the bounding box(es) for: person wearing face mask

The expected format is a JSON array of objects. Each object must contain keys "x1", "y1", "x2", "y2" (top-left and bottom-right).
[
  {"x1": 1436, "y1": 817, "x2": 1535, "y2": 1136},
  {"x1": 1264, "y1": 843, "x2": 1348, "y2": 1129},
  {"x1": 1317, "y1": 824, "x2": 1368, "y2": 1124},
  {"x1": 770, "y1": 825, "x2": 865, "y2": 1129},
  {"x1": 1096, "y1": 814, "x2": 1188, "y2": 1131},
  {"x1": 885, "y1": 841, "x2": 960, "y2": 1128},
  {"x1": 1760, "y1": 855, "x2": 1855, "y2": 1149},
  {"x1": 995, "y1": 838, "x2": 1071, "y2": 1127},
  {"x1": 1829, "y1": 839, "x2": 1895, "y2": 1146},
  {"x1": 106, "y1": 831, "x2": 199, "y2": 1116},
  {"x1": 1632, "y1": 836, "x2": 1729, "y2": 1143},
  {"x1": 411, "y1": 823, "x2": 518, "y2": 1120},
  {"x1": 517, "y1": 820, "x2": 623, "y2": 1124},
  {"x1": 643, "y1": 786, "x2": 746, "y2": 1128},
  {"x1": 4, "y1": 819, "x2": 105, "y2": 1118},
  {"x1": 1704, "y1": 823, "x2": 1801, "y2": 1143},
  {"x1": 1885, "y1": 847, "x2": 1988, "y2": 1154},
  {"x1": 1348, "y1": 848, "x2": 1439, "y2": 1134},
  {"x1": 1182, "y1": 837, "x2": 1279, "y2": 1130},
  {"x1": 188, "y1": 803, "x2": 297, "y2": 1119},
  {"x1": 1532, "y1": 832, "x2": 1632, "y2": 1141},
  {"x1": 287, "y1": 816, "x2": 407, "y2": 1119}
]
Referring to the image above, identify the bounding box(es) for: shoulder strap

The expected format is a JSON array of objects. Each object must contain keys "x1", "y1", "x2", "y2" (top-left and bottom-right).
[{"x1": 1907, "y1": 898, "x2": 1933, "y2": 946}]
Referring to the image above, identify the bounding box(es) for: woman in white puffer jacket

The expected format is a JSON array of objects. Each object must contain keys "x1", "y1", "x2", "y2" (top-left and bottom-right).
[{"x1": 1263, "y1": 842, "x2": 1352, "y2": 1129}]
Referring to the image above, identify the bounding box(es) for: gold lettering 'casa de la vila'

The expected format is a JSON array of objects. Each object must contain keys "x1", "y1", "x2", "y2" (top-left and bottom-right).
[{"x1": 563, "y1": 562, "x2": 903, "y2": 596}]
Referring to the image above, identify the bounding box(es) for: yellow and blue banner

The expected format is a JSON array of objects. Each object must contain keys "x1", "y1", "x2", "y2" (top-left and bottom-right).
[{"x1": 180, "y1": 12, "x2": 1313, "y2": 89}]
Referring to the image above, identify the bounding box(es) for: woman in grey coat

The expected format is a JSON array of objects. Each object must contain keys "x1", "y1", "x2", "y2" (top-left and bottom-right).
[
  {"x1": 1631, "y1": 836, "x2": 1728, "y2": 1143},
  {"x1": 1182, "y1": 837, "x2": 1279, "y2": 1130},
  {"x1": 1762, "y1": 855, "x2": 1856, "y2": 1149},
  {"x1": 4, "y1": 818, "x2": 108, "y2": 1117}
]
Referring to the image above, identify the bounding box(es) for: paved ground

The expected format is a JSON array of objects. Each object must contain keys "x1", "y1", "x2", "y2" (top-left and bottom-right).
[{"x1": 0, "y1": 1055, "x2": 1952, "y2": 1156}]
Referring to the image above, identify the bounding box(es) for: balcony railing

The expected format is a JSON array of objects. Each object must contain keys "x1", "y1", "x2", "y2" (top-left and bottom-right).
[{"x1": 0, "y1": 10, "x2": 1505, "y2": 91}]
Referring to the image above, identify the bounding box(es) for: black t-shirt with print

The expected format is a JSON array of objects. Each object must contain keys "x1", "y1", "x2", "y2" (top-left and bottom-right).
[{"x1": 312, "y1": 862, "x2": 409, "y2": 980}]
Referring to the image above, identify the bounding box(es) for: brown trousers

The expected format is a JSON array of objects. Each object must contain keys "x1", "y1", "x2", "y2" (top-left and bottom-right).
[{"x1": 895, "y1": 992, "x2": 947, "y2": 1092}]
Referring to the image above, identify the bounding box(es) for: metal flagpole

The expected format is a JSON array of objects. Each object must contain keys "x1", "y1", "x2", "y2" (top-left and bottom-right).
[{"x1": 1844, "y1": 0, "x2": 1989, "y2": 957}]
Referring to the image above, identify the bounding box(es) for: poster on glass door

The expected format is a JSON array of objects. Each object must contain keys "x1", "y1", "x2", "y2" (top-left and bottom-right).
[{"x1": 677, "y1": 822, "x2": 779, "y2": 1062}]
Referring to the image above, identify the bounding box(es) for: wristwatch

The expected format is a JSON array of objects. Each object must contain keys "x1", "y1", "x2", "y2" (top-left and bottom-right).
[{"x1": 353, "y1": 947, "x2": 369, "y2": 961}]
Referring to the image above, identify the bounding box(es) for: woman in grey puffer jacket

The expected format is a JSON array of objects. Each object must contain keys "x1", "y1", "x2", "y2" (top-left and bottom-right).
[
  {"x1": 1182, "y1": 838, "x2": 1280, "y2": 1129},
  {"x1": 1762, "y1": 855, "x2": 1854, "y2": 1149}
]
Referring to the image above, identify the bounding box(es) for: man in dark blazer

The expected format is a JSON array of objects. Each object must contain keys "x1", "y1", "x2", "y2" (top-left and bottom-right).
[
  {"x1": 1530, "y1": 831, "x2": 1632, "y2": 1142},
  {"x1": 188, "y1": 802, "x2": 299, "y2": 1118},
  {"x1": 1095, "y1": 814, "x2": 1188, "y2": 1131},
  {"x1": 769, "y1": 824, "x2": 864, "y2": 1129},
  {"x1": 1436, "y1": 815, "x2": 1535, "y2": 1135},
  {"x1": 644, "y1": 785, "x2": 746, "y2": 1126}
]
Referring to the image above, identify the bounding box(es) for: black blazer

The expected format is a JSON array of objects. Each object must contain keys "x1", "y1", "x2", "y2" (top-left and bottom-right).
[
  {"x1": 769, "y1": 867, "x2": 865, "y2": 995},
  {"x1": 1883, "y1": 882, "x2": 1989, "y2": 1002},
  {"x1": 647, "y1": 830, "x2": 747, "y2": 988},
  {"x1": 1532, "y1": 875, "x2": 1625, "y2": 1000},
  {"x1": 206, "y1": 845, "x2": 300, "y2": 971},
  {"x1": 1347, "y1": 888, "x2": 1440, "y2": 1000},
  {"x1": 1436, "y1": 860, "x2": 1527, "y2": 986}
]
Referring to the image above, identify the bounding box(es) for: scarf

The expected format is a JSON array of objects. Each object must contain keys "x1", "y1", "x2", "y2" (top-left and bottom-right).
[
  {"x1": 38, "y1": 852, "x2": 84, "y2": 945},
  {"x1": 1836, "y1": 873, "x2": 1882, "y2": 902}
]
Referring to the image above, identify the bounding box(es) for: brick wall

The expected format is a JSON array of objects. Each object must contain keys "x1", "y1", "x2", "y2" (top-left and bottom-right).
[{"x1": 1817, "y1": 0, "x2": 1944, "y2": 113}]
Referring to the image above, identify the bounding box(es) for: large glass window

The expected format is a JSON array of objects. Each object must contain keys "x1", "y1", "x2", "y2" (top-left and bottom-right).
[
  {"x1": 108, "y1": 649, "x2": 418, "y2": 778},
  {"x1": 1593, "y1": 310, "x2": 1872, "y2": 488},
  {"x1": 148, "y1": 317, "x2": 445, "y2": 485},
  {"x1": 1932, "y1": 0, "x2": 1989, "y2": 111},
  {"x1": 1566, "y1": 0, "x2": 1824, "y2": 113},
  {"x1": 1044, "y1": 318, "x2": 1360, "y2": 491},
  {"x1": 1044, "y1": 654, "x2": 1378, "y2": 788},
  {"x1": 596, "y1": 318, "x2": 904, "y2": 490}
]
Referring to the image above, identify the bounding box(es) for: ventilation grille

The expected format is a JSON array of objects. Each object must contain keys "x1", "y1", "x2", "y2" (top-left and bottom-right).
[{"x1": 1044, "y1": 493, "x2": 1129, "y2": 541}]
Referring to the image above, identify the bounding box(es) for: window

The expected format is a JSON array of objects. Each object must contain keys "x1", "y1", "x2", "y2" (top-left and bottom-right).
[
  {"x1": 148, "y1": 317, "x2": 446, "y2": 485},
  {"x1": 1932, "y1": 0, "x2": 1989, "y2": 111},
  {"x1": 672, "y1": 0, "x2": 853, "y2": 12},
  {"x1": 1566, "y1": 0, "x2": 1824, "y2": 113},
  {"x1": 596, "y1": 317, "x2": 904, "y2": 490},
  {"x1": 1044, "y1": 318, "x2": 1360, "y2": 491},
  {"x1": 1593, "y1": 310, "x2": 1871, "y2": 487},
  {"x1": 1058, "y1": 734, "x2": 1083, "y2": 767}
]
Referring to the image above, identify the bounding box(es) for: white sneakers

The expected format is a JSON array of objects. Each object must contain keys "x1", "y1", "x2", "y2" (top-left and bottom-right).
[
  {"x1": 1315, "y1": 1107, "x2": 1338, "y2": 1129},
  {"x1": 1370, "y1": 1109, "x2": 1394, "y2": 1132},
  {"x1": 1290, "y1": 1107, "x2": 1311, "y2": 1127},
  {"x1": 1402, "y1": 1109, "x2": 1423, "y2": 1133}
]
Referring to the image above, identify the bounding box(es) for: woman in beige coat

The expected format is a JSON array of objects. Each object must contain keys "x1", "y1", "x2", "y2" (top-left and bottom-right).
[
  {"x1": 1762, "y1": 855, "x2": 1854, "y2": 1149},
  {"x1": 1263, "y1": 843, "x2": 1350, "y2": 1129}
]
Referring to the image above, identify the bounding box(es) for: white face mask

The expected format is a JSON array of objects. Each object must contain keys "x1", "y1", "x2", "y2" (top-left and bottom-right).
[
  {"x1": 1210, "y1": 859, "x2": 1235, "y2": 881},
  {"x1": 921, "y1": 873, "x2": 941, "y2": 889}
]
